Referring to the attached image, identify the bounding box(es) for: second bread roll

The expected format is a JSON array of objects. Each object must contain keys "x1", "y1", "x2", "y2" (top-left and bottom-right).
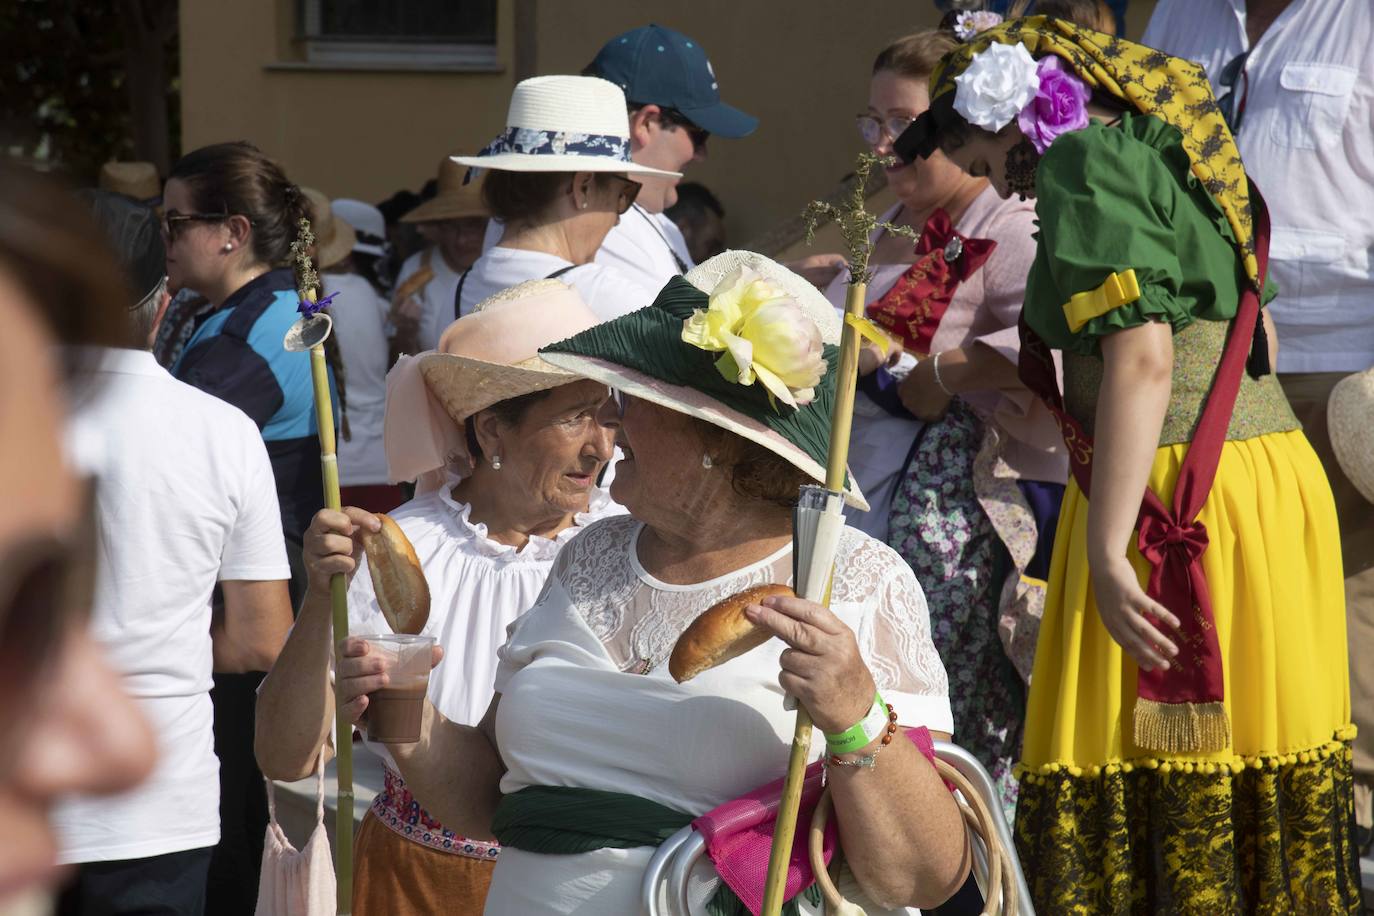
[{"x1": 669, "y1": 583, "x2": 794, "y2": 683}]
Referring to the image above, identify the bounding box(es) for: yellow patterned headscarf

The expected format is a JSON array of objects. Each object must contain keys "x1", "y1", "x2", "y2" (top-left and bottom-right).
[{"x1": 930, "y1": 16, "x2": 1260, "y2": 289}]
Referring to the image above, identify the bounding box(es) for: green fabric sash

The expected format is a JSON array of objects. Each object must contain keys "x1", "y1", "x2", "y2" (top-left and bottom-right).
[{"x1": 492, "y1": 786, "x2": 821, "y2": 916}]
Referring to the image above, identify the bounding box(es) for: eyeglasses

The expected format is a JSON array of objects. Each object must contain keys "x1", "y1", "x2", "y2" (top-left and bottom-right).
[
  {"x1": 1216, "y1": 49, "x2": 1253, "y2": 133},
  {"x1": 0, "y1": 479, "x2": 97, "y2": 770},
  {"x1": 856, "y1": 114, "x2": 917, "y2": 148},
  {"x1": 603, "y1": 175, "x2": 642, "y2": 215},
  {"x1": 160, "y1": 211, "x2": 236, "y2": 242},
  {"x1": 659, "y1": 108, "x2": 709, "y2": 154}
]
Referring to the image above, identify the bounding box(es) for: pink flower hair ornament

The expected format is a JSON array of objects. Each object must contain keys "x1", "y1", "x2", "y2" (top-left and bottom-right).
[{"x1": 1016, "y1": 55, "x2": 1091, "y2": 154}]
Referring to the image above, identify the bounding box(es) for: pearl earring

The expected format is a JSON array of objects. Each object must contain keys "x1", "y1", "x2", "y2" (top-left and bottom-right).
[
  {"x1": 491, "y1": 454, "x2": 502, "y2": 470},
  {"x1": 580, "y1": 201, "x2": 589, "y2": 210},
  {"x1": 701, "y1": 453, "x2": 713, "y2": 469},
  {"x1": 222, "y1": 243, "x2": 233, "y2": 252}
]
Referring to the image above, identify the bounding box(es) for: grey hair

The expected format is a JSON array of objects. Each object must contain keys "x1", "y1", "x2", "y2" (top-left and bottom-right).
[{"x1": 130, "y1": 275, "x2": 167, "y2": 345}]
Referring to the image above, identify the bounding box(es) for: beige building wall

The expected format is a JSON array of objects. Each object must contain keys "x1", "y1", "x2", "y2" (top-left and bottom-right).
[{"x1": 181, "y1": 1, "x2": 1157, "y2": 244}]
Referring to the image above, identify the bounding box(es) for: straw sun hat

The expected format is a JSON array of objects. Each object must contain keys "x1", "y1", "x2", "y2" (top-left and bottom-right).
[
  {"x1": 451, "y1": 75, "x2": 682, "y2": 179},
  {"x1": 99, "y1": 161, "x2": 161, "y2": 205},
  {"x1": 1329, "y1": 367, "x2": 1374, "y2": 505},
  {"x1": 539, "y1": 250, "x2": 867, "y2": 509},
  {"x1": 383, "y1": 279, "x2": 602, "y2": 490},
  {"x1": 399, "y1": 158, "x2": 488, "y2": 224},
  {"x1": 301, "y1": 188, "x2": 357, "y2": 271}
]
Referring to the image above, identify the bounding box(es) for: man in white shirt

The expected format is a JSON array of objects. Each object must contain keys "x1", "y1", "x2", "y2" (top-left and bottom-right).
[
  {"x1": 53, "y1": 193, "x2": 294, "y2": 915},
  {"x1": 482, "y1": 24, "x2": 757, "y2": 292},
  {"x1": 1145, "y1": 0, "x2": 1374, "y2": 851}
]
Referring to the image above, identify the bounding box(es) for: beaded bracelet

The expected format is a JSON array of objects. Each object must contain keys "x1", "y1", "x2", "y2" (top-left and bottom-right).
[
  {"x1": 823, "y1": 692, "x2": 889, "y2": 755},
  {"x1": 826, "y1": 702, "x2": 900, "y2": 770},
  {"x1": 932, "y1": 351, "x2": 955, "y2": 397}
]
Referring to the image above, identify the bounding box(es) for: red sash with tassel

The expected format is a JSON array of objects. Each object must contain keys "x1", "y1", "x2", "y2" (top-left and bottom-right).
[{"x1": 1017, "y1": 186, "x2": 1270, "y2": 755}]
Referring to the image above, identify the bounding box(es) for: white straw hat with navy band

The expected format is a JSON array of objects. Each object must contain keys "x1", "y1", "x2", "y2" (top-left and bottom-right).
[{"x1": 451, "y1": 75, "x2": 682, "y2": 179}]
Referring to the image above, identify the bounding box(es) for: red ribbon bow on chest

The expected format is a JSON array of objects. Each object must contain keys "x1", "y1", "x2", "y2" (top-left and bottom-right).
[{"x1": 866, "y1": 208, "x2": 997, "y2": 356}]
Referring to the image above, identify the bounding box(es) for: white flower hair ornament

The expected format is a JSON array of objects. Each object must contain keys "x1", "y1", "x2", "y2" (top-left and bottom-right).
[
  {"x1": 681, "y1": 267, "x2": 827, "y2": 409},
  {"x1": 953, "y1": 41, "x2": 1041, "y2": 132}
]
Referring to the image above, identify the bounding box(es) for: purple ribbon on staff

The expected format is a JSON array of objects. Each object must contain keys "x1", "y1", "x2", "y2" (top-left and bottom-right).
[{"x1": 298, "y1": 291, "x2": 337, "y2": 318}]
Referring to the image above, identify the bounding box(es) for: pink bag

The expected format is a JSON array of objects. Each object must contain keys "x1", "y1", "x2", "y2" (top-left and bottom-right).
[{"x1": 254, "y1": 754, "x2": 336, "y2": 916}]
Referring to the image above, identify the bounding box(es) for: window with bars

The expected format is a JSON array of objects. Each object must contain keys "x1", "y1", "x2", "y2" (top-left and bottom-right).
[{"x1": 300, "y1": 0, "x2": 499, "y2": 69}]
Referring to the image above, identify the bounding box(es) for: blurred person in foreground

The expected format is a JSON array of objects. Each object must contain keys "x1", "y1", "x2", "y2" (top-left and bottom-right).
[
  {"x1": 1144, "y1": 0, "x2": 1374, "y2": 856},
  {"x1": 50, "y1": 191, "x2": 294, "y2": 916},
  {"x1": 0, "y1": 165, "x2": 155, "y2": 913}
]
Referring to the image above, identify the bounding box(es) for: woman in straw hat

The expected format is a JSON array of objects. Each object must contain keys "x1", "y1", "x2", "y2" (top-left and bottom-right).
[
  {"x1": 256, "y1": 279, "x2": 620, "y2": 914},
  {"x1": 899, "y1": 16, "x2": 1357, "y2": 911},
  {"x1": 328, "y1": 251, "x2": 969, "y2": 915},
  {"x1": 451, "y1": 75, "x2": 680, "y2": 324}
]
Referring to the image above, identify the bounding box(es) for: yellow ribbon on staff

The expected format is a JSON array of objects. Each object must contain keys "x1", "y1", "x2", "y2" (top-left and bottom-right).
[{"x1": 845, "y1": 313, "x2": 892, "y2": 355}]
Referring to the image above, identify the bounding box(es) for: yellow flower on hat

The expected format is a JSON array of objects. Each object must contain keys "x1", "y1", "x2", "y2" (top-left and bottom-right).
[{"x1": 681, "y1": 267, "x2": 827, "y2": 409}]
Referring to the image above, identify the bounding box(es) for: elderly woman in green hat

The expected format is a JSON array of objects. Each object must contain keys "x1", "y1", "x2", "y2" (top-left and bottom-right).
[{"x1": 323, "y1": 251, "x2": 969, "y2": 914}]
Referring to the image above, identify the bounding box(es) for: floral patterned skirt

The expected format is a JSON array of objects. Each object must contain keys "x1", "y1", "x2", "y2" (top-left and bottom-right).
[{"x1": 888, "y1": 400, "x2": 1026, "y2": 817}]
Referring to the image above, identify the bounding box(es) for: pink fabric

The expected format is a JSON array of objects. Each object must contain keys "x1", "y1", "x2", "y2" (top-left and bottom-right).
[
  {"x1": 692, "y1": 727, "x2": 937, "y2": 915},
  {"x1": 256, "y1": 760, "x2": 336, "y2": 916},
  {"x1": 382, "y1": 282, "x2": 602, "y2": 493},
  {"x1": 384, "y1": 349, "x2": 470, "y2": 493}
]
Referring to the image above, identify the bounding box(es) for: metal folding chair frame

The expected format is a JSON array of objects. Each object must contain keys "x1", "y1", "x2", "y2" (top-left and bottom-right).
[{"x1": 641, "y1": 740, "x2": 1033, "y2": 915}]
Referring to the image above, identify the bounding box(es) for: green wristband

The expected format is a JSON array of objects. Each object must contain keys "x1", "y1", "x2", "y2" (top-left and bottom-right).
[{"x1": 823, "y1": 691, "x2": 887, "y2": 755}]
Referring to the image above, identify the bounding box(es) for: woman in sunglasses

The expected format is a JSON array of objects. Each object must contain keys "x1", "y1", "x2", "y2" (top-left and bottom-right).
[
  {"x1": 818, "y1": 24, "x2": 1071, "y2": 821},
  {"x1": 0, "y1": 165, "x2": 156, "y2": 909},
  {"x1": 450, "y1": 76, "x2": 680, "y2": 322}
]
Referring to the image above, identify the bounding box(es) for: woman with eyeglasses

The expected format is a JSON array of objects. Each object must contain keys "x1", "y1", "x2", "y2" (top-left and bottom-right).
[
  {"x1": 451, "y1": 76, "x2": 679, "y2": 322},
  {"x1": 256, "y1": 280, "x2": 619, "y2": 914},
  {"x1": 162, "y1": 140, "x2": 342, "y2": 911},
  {"x1": 818, "y1": 25, "x2": 1069, "y2": 819}
]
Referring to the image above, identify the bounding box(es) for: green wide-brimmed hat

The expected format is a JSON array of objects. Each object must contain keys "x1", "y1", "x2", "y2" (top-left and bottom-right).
[{"x1": 539, "y1": 250, "x2": 867, "y2": 509}]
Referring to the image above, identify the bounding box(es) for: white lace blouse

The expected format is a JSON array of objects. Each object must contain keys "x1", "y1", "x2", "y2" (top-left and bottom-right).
[{"x1": 485, "y1": 514, "x2": 951, "y2": 915}]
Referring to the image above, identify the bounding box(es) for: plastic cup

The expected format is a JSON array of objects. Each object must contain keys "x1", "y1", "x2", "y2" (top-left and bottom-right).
[{"x1": 359, "y1": 634, "x2": 434, "y2": 744}]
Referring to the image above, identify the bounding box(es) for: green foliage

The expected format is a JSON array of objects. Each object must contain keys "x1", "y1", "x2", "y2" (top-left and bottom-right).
[{"x1": 1, "y1": 0, "x2": 179, "y2": 180}]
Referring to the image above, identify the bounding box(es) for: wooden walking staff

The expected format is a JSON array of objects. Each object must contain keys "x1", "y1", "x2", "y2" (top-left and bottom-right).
[
  {"x1": 285, "y1": 219, "x2": 353, "y2": 914},
  {"x1": 760, "y1": 155, "x2": 917, "y2": 916}
]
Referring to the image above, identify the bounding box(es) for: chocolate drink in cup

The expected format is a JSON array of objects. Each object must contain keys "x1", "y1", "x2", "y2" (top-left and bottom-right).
[{"x1": 361, "y1": 634, "x2": 435, "y2": 743}]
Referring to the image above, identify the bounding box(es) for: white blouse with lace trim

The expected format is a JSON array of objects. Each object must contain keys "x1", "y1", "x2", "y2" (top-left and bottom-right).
[
  {"x1": 485, "y1": 514, "x2": 950, "y2": 915},
  {"x1": 347, "y1": 480, "x2": 622, "y2": 772}
]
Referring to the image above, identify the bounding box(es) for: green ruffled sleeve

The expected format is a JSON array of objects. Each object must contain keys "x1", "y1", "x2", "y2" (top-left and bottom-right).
[{"x1": 1033, "y1": 124, "x2": 1192, "y2": 347}]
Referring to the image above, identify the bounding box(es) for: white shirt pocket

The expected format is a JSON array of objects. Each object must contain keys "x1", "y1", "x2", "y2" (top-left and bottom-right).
[{"x1": 1270, "y1": 62, "x2": 1357, "y2": 150}]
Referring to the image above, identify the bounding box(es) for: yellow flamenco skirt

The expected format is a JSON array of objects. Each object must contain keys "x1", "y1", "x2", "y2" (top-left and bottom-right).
[{"x1": 1015, "y1": 429, "x2": 1362, "y2": 914}]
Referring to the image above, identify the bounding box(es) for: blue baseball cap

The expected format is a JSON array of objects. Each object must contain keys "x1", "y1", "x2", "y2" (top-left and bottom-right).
[{"x1": 590, "y1": 24, "x2": 758, "y2": 140}]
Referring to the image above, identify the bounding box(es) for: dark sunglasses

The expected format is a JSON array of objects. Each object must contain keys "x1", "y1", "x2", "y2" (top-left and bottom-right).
[
  {"x1": 658, "y1": 108, "x2": 709, "y2": 154},
  {"x1": 603, "y1": 175, "x2": 642, "y2": 215},
  {"x1": 0, "y1": 479, "x2": 98, "y2": 764},
  {"x1": 160, "y1": 211, "x2": 242, "y2": 242},
  {"x1": 1216, "y1": 49, "x2": 1253, "y2": 133}
]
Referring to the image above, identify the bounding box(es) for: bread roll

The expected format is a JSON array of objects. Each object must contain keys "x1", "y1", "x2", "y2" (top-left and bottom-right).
[
  {"x1": 361, "y1": 513, "x2": 431, "y2": 635},
  {"x1": 669, "y1": 583, "x2": 794, "y2": 683}
]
